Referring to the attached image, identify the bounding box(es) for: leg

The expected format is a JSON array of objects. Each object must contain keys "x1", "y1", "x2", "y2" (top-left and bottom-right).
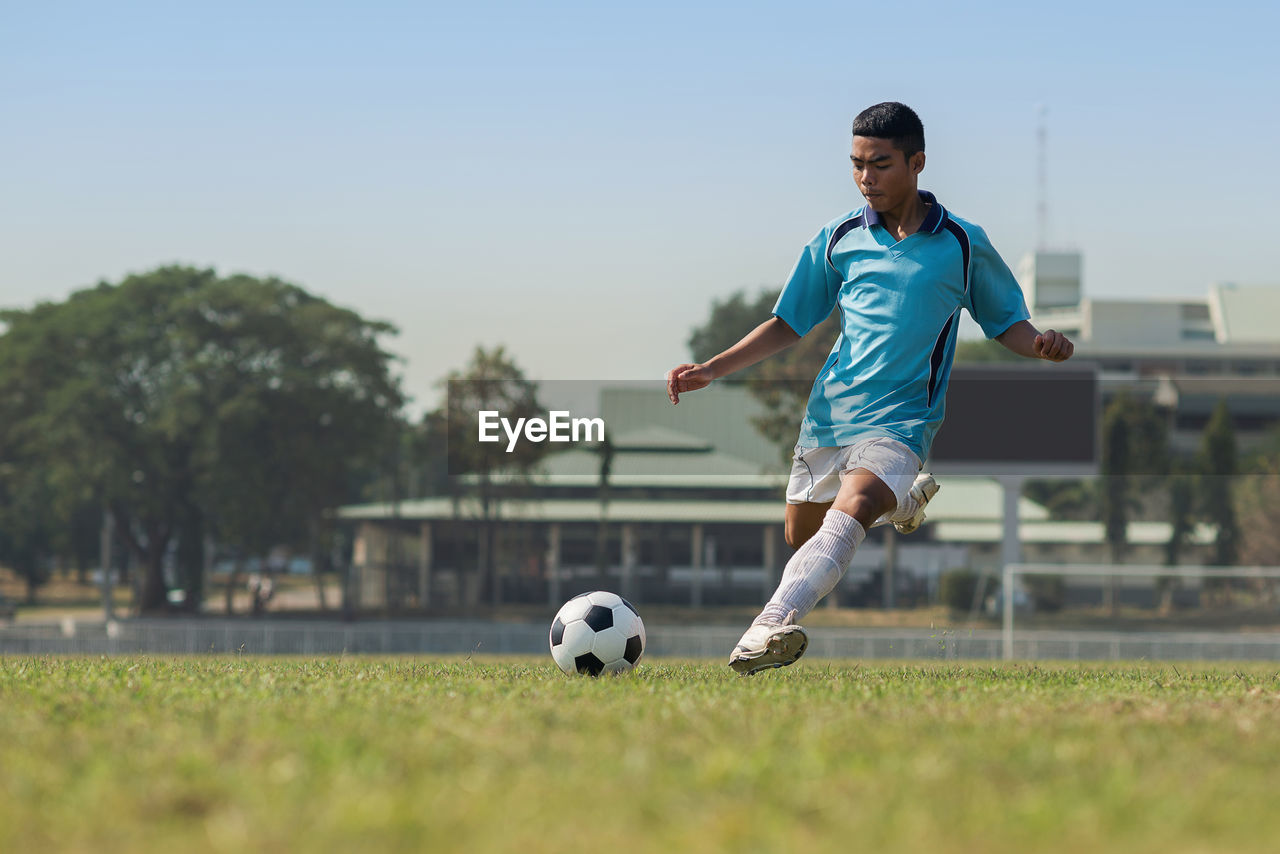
[
  {"x1": 784, "y1": 500, "x2": 833, "y2": 550},
  {"x1": 831, "y1": 468, "x2": 898, "y2": 529},
  {"x1": 761, "y1": 470, "x2": 893, "y2": 624},
  {"x1": 729, "y1": 471, "x2": 896, "y2": 675},
  {"x1": 784, "y1": 457, "x2": 906, "y2": 546}
]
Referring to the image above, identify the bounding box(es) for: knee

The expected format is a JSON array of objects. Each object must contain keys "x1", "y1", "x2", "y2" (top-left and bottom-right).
[{"x1": 832, "y1": 493, "x2": 894, "y2": 528}]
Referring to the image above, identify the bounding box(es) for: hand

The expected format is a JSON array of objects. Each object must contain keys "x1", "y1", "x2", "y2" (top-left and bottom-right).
[
  {"x1": 666, "y1": 363, "x2": 714, "y2": 404},
  {"x1": 1033, "y1": 329, "x2": 1074, "y2": 362}
]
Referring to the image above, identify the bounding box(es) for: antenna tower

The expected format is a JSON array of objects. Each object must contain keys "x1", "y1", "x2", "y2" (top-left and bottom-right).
[{"x1": 1036, "y1": 105, "x2": 1048, "y2": 250}]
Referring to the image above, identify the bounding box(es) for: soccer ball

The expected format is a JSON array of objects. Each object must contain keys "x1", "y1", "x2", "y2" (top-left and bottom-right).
[{"x1": 549, "y1": 591, "x2": 646, "y2": 676}]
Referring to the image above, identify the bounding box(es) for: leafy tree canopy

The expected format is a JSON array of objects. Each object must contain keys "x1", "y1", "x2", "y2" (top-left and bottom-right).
[
  {"x1": 0, "y1": 266, "x2": 405, "y2": 611},
  {"x1": 954, "y1": 338, "x2": 1020, "y2": 363},
  {"x1": 685, "y1": 287, "x2": 839, "y2": 460},
  {"x1": 687, "y1": 288, "x2": 778, "y2": 383}
]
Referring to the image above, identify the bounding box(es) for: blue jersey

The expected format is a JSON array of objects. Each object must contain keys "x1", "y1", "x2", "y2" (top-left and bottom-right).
[{"x1": 772, "y1": 190, "x2": 1029, "y2": 460}]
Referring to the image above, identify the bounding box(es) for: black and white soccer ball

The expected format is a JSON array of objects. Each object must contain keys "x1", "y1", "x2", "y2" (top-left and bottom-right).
[{"x1": 549, "y1": 591, "x2": 646, "y2": 676}]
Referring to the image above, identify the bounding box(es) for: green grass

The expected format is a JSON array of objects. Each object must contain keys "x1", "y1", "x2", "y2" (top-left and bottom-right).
[{"x1": 2, "y1": 657, "x2": 1279, "y2": 853}]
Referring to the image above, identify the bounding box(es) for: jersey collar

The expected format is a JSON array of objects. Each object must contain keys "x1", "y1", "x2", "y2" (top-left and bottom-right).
[{"x1": 863, "y1": 190, "x2": 945, "y2": 234}]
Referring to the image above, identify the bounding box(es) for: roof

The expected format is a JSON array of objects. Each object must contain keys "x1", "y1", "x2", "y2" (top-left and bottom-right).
[
  {"x1": 607, "y1": 426, "x2": 712, "y2": 452},
  {"x1": 923, "y1": 479, "x2": 1049, "y2": 522},
  {"x1": 336, "y1": 490, "x2": 1208, "y2": 546},
  {"x1": 1211, "y1": 284, "x2": 1280, "y2": 343},
  {"x1": 601, "y1": 384, "x2": 782, "y2": 469},
  {"x1": 934, "y1": 520, "x2": 1215, "y2": 546},
  {"x1": 474, "y1": 431, "x2": 784, "y2": 489},
  {"x1": 337, "y1": 496, "x2": 788, "y2": 524},
  {"x1": 339, "y1": 477, "x2": 1051, "y2": 525},
  {"x1": 533, "y1": 446, "x2": 782, "y2": 488}
]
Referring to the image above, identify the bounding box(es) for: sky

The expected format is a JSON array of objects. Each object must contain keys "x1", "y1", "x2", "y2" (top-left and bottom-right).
[{"x1": 3, "y1": 0, "x2": 1278, "y2": 416}]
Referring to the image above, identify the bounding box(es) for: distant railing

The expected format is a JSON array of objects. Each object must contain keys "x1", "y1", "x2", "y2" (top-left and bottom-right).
[
  {"x1": 4, "y1": 618, "x2": 1280, "y2": 661},
  {"x1": 1001, "y1": 563, "x2": 1280, "y2": 660}
]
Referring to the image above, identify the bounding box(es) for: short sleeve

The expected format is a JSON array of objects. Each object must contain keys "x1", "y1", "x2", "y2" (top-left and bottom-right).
[
  {"x1": 772, "y1": 226, "x2": 842, "y2": 338},
  {"x1": 963, "y1": 226, "x2": 1030, "y2": 339}
]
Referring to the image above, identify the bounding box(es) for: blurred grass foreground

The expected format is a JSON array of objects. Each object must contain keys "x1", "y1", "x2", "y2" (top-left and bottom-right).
[{"x1": 2, "y1": 657, "x2": 1279, "y2": 854}]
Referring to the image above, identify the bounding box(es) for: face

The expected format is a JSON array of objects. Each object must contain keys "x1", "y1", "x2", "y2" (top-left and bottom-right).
[{"x1": 850, "y1": 136, "x2": 925, "y2": 211}]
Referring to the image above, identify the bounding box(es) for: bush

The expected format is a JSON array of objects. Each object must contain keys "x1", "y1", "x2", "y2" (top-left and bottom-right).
[
  {"x1": 939, "y1": 569, "x2": 981, "y2": 612},
  {"x1": 1024, "y1": 575, "x2": 1065, "y2": 612}
]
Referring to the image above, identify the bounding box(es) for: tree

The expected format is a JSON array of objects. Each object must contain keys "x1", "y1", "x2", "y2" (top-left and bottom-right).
[
  {"x1": 0, "y1": 461, "x2": 55, "y2": 604},
  {"x1": 1101, "y1": 396, "x2": 1132, "y2": 564},
  {"x1": 686, "y1": 288, "x2": 778, "y2": 383},
  {"x1": 0, "y1": 267, "x2": 404, "y2": 613},
  {"x1": 197, "y1": 275, "x2": 404, "y2": 614},
  {"x1": 439, "y1": 346, "x2": 547, "y2": 606},
  {"x1": 1237, "y1": 433, "x2": 1280, "y2": 569},
  {"x1": 746, "y1": 312, "x2": 841, "y2": 462},
  {"x1": 1099, "y1": 392, "x2": 1170, "y2": 612},
  {"x1": 954, "y1": 338, "x2": 1020, "y2": 363},
  {"x1": 1023, "y1": 479, "x2": 1098, "y2": 521},
  {"x1": 0, "y1": 307, "x2": 88, "y2": 604},
  {"x1": 1165, "y1": 464, "x2": 1197, "y2": 566},
  {"x1": 1198, "y1": 399, "x2": 1239, "y2": 568},
  {"x1": 683, "y1": 287, "x2": 840, "y2": 462},
  {"x1": 1158, "y1": 462, "x2": 1197, "y2": 614}
]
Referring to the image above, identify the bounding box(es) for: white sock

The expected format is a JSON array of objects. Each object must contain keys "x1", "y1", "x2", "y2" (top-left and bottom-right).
[{"x1": 756, "y1": 509, "x2": 865, "y2": 625}]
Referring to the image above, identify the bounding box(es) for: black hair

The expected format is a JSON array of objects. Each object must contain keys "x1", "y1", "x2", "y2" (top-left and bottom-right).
[{"x1": 852, "y1": 102, "x2": 925, "y2": 158}]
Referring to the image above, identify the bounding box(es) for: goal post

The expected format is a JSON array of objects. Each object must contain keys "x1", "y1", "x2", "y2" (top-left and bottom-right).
[{"x1": 1001, "y1": 563, "x2": 1280, "y2": 660}]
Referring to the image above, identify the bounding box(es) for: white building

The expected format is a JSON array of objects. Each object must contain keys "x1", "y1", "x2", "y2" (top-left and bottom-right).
[{"x1": 1019, "y1": 250, "x2": 1280, "y2": 450}]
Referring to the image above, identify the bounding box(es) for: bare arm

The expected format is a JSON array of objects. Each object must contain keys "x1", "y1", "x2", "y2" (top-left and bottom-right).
[
  {"x1": 666, "y1": 316, "x2": 801, "y2": 404},
  {"x1": 995, "y1": 320, "x2": 1074, "y2": 361}
]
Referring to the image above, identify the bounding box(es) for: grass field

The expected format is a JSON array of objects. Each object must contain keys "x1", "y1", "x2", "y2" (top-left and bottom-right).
[{"x1": 2, "y1": 657, "x2": 1278, "y2": 853}]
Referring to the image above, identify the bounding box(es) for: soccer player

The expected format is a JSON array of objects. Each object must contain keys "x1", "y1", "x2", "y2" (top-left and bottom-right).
[{"x1": 665, "y1": 102, "x2": 1074, "y2": 675}]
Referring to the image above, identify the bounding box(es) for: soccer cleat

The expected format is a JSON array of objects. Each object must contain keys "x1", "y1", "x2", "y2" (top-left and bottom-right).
[
  {"x1": 892, "y1": 473, "x2": 939, "y2": 535},
  {"x1": 728, "y1": 609, "x2": 809, "y2": 676}
]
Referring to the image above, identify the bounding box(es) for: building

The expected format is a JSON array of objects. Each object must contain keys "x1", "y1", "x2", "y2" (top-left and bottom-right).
[
  {"x1": 1020, "y1": 250, "x2": 1280, "y2": 451},
  {"x1": 339, "y1": 384, "x2": 1211, "y2": 612}
]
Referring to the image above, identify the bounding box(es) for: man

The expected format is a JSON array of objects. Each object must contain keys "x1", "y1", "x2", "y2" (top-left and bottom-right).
[{"x1": 665, "y1": 102, "x2": 1074, "y2": 675}]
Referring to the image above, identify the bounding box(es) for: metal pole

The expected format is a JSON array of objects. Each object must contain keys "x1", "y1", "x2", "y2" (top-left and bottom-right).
[
  {"x1": 100, "y1": 510, "x2": 115, "y2": 621},
  {"x1": 883, "y1": 527, "x2": 898, "y2": 610},
  {"x1": 418, "y1": 522, "x2": 433, "y2": 609},
  {"x1": 1003, "y1": 561, "x2": 1014, "y2": 661},
  {"x1": 762, "y1": 525, "x2": 778, "y2": 602},
  {"x1": 546, "y1": 522, "x2": 561, "y2": 607},
  {"x1": 620, "y1": 523, "x2": 636, "y2": 601},
  {"x1": 1000, "y1": 476, "x2": 1024, "y2": 660},
  {"x1": 690, "y1": 524, "x2": 703, "y2": 608}
]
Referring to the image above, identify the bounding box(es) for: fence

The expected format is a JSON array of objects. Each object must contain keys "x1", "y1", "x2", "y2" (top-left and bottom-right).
[
  {"x1": 5, "y1": 618, "x2": 1280, "y2": 661},
  {"x1": 1001, "y1": 563, "x2": 1280, "y2": 660}
]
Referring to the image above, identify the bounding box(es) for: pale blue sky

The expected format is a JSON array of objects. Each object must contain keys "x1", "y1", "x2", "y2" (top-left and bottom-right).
[{"x1": 3, "y1": 0, "x2": 1278, "y2": 414}]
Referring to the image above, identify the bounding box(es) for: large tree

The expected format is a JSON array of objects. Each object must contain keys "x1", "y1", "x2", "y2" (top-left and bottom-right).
[
  {"x1": 687, "y1": 288, "x2": 779, "y2": 384},
  {"x1": 0, "y1": 266, "x2": 404, "y2": 612},
  {"x1": 1098, "y1": 392, "x2": 1170, "y2": 611},
  {"x1": 0, "y1": 458, "x2": 55, "y2": 604},
  {"x1": 685, "y1": 286, "x2": 840, "y2": 462}
]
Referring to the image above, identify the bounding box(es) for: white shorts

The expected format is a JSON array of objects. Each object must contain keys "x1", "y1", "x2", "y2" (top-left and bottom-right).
[{"x1": 785, "y1": 437, "x2": 923, "y2": 509}]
